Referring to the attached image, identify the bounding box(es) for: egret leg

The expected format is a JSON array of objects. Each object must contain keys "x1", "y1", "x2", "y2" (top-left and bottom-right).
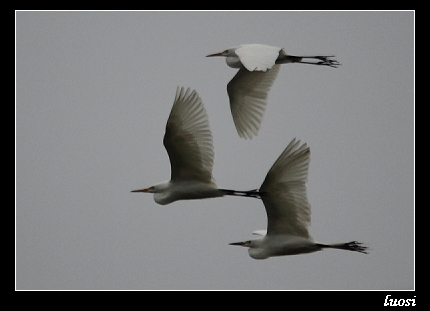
[
  {"x1": 220, "y1": 189, "x2": 265, "y2": 199},
  {"x1": 277, "y1": 55, "x2": 340, "y2": 68},
  {"x1": 316, "y1": 241, "x2": 369, "y2": 254}
]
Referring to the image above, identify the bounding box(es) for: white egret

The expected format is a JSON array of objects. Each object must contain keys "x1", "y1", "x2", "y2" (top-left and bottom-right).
[
  {"x1": 132, "y1": 87, "x2": 261, "y2": 205},
  {"x1": 229, "y1": 138, "x2": 368, "y2": 259},
  {"x1": 207, "y1": 44, "x2": 340, "y2": 139}
]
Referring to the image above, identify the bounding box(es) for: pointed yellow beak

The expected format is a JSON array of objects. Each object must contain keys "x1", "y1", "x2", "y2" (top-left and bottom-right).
[
  {"x1": 229, "y1": 241, "x2": 246, "y2": 246},
  {"x1": 131, "y1": 186, "x2": 152, "y2": 193},
  {"x1": 206, "y1": 51, "x2": 224, "y2": 57}
]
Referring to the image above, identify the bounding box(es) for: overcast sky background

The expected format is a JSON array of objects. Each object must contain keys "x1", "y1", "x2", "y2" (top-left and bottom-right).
[{"x1": 16, "y1": 11, "x2": 414, "y2": 290}]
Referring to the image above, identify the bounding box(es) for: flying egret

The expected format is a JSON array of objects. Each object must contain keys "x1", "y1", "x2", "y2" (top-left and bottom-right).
[
  {"x1": 206, "y1": 44, "x2": 340, "y2": 139},
  {"x1": 132, "y1": 87, "x2": 261, "y2": 205},
  {"x1": 229, "y1": 138, "x2": 368, "y2": 259}
]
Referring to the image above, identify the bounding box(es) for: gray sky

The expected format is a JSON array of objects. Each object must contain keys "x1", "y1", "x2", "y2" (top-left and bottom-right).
[{"x1": 16, "y1": 11, "x2": 414, "y2": 290}]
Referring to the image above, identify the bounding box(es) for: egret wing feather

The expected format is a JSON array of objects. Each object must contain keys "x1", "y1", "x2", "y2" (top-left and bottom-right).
[
  {"x1": 260, "y1": 139, "x2": 311, "y2": 238},
  {"x1": 235, "y1": 44, "x2": 281, "y2": 72},
  {"x1": 163, "y1": 87, "x2": 215, "y2": 183},
  {"x1": 227, "y1": 65, "x2": 280, "y2": 139}
]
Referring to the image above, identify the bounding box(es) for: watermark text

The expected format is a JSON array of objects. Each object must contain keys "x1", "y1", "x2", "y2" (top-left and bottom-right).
[{"x1": 384, "y1": 295, "x2": 416, "y2": 306}]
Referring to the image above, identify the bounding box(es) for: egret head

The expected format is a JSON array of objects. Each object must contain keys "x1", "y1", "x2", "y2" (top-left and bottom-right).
[
  {"x1": 230, "y1": 239, "x2": 269, "y2": 259},
  {"x1": 206, "y1": 47, "x2": 243, "y2": 69},
  {"x1": 131, "y1": 182, "x2": 173, "y2": 205}
]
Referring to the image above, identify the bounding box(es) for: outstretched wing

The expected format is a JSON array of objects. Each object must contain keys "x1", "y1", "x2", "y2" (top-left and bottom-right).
[
  {"x1": 227, "y1": 64, "x2": 280, "y2": 139},
  {"x1": 163, "y1": 87, "x2": 215, "y2": 183},
  {"x1": 260, "y1": 139, "x2": 311, "y2": 238}
]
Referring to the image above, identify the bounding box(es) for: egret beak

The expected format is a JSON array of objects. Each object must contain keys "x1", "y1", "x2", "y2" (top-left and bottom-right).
[
  {"x1": 229, "y1": 241, "x2": 246, "y2": 246},
  {"x1": 131, "y1": 186, "x2": 152, "y2": 193},
  {"x1": 206, "y1": 51, "x2": 224, "y2": 57}
]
